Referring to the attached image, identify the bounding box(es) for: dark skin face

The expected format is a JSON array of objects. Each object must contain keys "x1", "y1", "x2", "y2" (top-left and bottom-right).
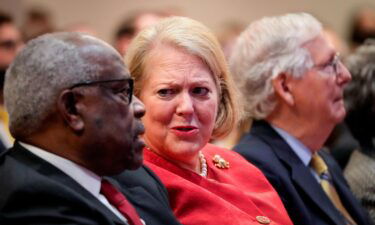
[{"x1": 58, "y1": 43, "x2": 146, "y2": 176}]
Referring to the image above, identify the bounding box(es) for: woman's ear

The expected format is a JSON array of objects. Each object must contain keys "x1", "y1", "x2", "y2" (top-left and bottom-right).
[
  {"x1": 272, "y1": 73, "x2": 295, "y2": 106},
  {"x1": 57, "y1": 90, "x2": 84, "y2": 132}
]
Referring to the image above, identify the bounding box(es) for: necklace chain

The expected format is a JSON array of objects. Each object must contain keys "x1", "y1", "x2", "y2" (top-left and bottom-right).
[{"x1": 146, "y1": 146, "x2": 207, "y2": 177}]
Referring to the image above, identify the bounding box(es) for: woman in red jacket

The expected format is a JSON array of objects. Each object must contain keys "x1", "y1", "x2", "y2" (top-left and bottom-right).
[{"x1": 125, "y1": 16, "x2": 293, "y2": 225}]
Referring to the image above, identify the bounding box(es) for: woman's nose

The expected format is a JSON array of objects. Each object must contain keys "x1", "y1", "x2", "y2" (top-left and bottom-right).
[{"x1": 176, "y1": 92, "x2": 194, "y2": 116}]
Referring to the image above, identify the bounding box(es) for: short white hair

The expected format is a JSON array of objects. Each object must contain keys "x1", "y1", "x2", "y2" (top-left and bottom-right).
[
  {"x1": 4, "y1": 32, "x2": 121, "y2": 138},
  {"x1": 230, "y1": 12, "x2": 322, "y2": 119}
]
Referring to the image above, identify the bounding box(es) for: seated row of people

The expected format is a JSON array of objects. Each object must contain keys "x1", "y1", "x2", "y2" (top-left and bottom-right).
[{"x1": 0, "y1": 12, "x2": 372, "y2": 225}]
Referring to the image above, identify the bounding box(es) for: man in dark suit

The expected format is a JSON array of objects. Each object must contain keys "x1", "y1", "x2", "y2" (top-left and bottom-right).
[
  {"x1": 0, "y1": 32, "x2": 181, "y2": 225},
  {"x1": 230, "y1": 13, "x2": 371, "y2": 225}
]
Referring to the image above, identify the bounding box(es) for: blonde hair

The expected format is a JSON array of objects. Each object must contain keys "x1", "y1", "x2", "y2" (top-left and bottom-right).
[{"x1": 126, "y1": 16, "x2": 241, "y2": 138}]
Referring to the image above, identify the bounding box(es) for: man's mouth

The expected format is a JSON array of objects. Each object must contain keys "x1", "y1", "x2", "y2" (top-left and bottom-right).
[{"x1": 334, "y1": 95, "x2": 343, "y2": 102}]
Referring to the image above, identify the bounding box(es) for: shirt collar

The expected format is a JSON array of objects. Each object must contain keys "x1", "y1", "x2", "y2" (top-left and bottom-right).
[
  {"x1": 271, "y1": 124, "x2": 312, "y2": 166},
  {"x1": 19, "y1": 141, "x2": 101, "y2": 197}
]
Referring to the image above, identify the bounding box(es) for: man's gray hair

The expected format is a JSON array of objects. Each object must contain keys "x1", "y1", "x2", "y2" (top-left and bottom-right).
[
  {"x1": 229, "y1": 12, "x2": 322, "y2": 119},
  {"x1": 4, "y1": 32, "x2": 120, "y2": 138}
]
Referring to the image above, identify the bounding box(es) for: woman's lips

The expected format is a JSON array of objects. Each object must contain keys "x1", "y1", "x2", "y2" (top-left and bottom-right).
[{"x1": 171, "y1": 126, "x2": 199, "y2": 137}]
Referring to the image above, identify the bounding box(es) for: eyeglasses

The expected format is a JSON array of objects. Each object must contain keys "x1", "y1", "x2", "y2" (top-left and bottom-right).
[
  {"x1": 313, "y1": 53, "x2": 342, "y2": 76},
  {"x1": 69, "y1": 78, "x2": 134, "y2": 104}
]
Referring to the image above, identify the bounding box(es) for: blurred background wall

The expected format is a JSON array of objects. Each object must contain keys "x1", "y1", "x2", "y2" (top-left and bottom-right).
[{"x1": 0, "y1": 0, "x2": 374, "y2": 45}]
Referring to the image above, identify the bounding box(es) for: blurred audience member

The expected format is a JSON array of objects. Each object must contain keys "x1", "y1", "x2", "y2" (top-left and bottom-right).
[
  {"x1": 126, "y1": 16, "x2": 293, "y2": 225},
  {"x1": 22, "y1": 7, "x2": 55, "y2": 41},
  {"x1": 113, "y1": 10, "x2": 169, "y2": 56},
  {"x1": 350, "y1": 6, "x2": 375, "y2": 50},
  {"x1": 323, "y1": 26, "x2": 350, "y2": 57},
  {"x1": 0, "y1": 12, "x2": 22, "y2": 152},
  {"x1": 218, "y1": 21, "x2": 245, "y2": 59},
  {"x1": 231, "y1": 12, "x2": 371, "y2": 225},
  {"x1": 344, "y1": 39, "x2": 375, "y2": 223}
]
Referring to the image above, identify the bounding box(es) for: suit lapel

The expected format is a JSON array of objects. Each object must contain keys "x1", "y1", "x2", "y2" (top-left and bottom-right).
[
  {"x1": 252, "y1": 121, "x2": 345, "y2": 224},
  {"x1": 9, "y1": 142, "x2": 126, "y2": 225}
]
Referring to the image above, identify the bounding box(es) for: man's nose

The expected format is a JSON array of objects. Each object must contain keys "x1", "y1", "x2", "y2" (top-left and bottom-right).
[
  {"x1": 336, "y1": 62, "x2": 351, "y2": 86},
  {"x1": 132, "y1": 96, "x2": 145, "y2": 118}
]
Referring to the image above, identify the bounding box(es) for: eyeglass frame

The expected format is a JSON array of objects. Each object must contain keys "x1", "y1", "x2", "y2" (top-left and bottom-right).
[
  {"x1": 68, "y1": 78, "x2": 134, "y2": 104},
  {"x1": 312, "y1": 53, "x2": 342, "y2": 76}
]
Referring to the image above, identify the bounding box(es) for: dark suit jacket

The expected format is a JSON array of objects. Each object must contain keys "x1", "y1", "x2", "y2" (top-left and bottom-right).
[
  {"x1": 113, "y1": 164, "x2": 181, "y2": 225},
  {"x1": 0, "y1": 142, "x2": 181, "y2": 225},
  {"x1": 234, "y1": 120, "x2": 371, "y2": 225}
]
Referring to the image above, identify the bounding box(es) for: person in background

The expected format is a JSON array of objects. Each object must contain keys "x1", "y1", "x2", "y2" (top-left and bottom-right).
[
  {"x1": 113, "y1": 10, "x2": 169, "y2": 56},
  {"x1": 344, "y1": 39, "x2": 375, "y2": 223},
  {"x1": 349, "y1": 6, "x2": 375, "y2": 51},
  {"x1": 126, "y1": 16, "x2": 293, "y2": 225},
  {"x1": 230, "y1": 12, "x2": 371, "y2": 225},
  {"x1": 0, "y1": 32, "x2": 181, "y2": 225},
  {"x1": 0, "y1": 12, "x2": 23, "y2": 152},
  {"x1": 21, "y1": 7, "x2": 55, "y2": 41}
]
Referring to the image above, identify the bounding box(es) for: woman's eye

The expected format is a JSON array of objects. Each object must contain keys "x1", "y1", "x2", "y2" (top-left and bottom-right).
[
  {"x1": 192, "y1": 87, "x2": 209, "y2": 96},
  {"x1": 157, "y1": 89, "x2": 174, "y2": 97}
]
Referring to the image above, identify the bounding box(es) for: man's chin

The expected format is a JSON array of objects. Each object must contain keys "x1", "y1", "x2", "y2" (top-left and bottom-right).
[{"x1": 332, "y1": 108, "x2": 346, "y2": 124}]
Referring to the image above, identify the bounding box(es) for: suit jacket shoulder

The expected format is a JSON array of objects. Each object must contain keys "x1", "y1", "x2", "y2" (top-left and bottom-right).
[
  {"x1": 0, "y1": 142, "x2": 126, "y2": 225},
  {"x1": 234, "y1": 121, "x2": 291, "y2": 189},
  {"x1": 234, "y1": 120, "x2": 371, "y2": 225},
  {"x1": 112, "y1": 165, "x2": 182, "y2": 225}
]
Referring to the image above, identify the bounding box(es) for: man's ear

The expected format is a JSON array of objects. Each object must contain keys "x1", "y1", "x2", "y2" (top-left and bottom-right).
[
  {"x1": 57, "y1": 90, "x2": 84, "y2": 132},
  {"x1": 272, "y1": 73, "x2": 295, "y2": 106}
]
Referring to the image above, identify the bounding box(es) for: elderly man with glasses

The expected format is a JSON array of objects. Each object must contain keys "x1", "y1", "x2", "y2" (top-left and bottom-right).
[
  {"x1": 0, "y1": 32, "x2": 181, "y2": 225},
  {"x1": 230, "y1": 13, "x2": 371, "y2": 225}
]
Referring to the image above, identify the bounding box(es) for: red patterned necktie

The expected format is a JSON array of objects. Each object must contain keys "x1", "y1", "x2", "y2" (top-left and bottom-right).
[{"x1": 100, "y1": 179, "x2": 143, "y2": 225}]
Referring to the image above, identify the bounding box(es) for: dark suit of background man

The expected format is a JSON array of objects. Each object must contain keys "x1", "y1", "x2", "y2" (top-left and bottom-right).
[
  {"x1": 230, "y1": 13, "x2": 371, "y2": 225},
  {"x1": 0, "y1": 32, "x2": 181, "y2": 225}
]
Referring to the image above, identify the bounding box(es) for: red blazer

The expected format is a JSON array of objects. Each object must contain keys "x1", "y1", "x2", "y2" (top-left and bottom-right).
[{"x1": 144, "y1": 143, "x2": 293, "y2": 225}]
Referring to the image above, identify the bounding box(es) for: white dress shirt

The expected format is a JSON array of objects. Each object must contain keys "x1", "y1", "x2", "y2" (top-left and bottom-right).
[{"x1": 271, "y1": 125, "x2": 320, "y2": 181}]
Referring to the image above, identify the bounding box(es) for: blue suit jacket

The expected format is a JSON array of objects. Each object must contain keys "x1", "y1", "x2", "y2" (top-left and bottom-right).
[{"x1": 234, "y1": 120, "x2": 371, "y2": 225}]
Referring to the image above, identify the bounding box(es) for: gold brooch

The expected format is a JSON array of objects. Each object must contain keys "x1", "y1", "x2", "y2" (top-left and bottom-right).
[{"x1": 212, "y1": 154, "x2": 230, "y2": 169}]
